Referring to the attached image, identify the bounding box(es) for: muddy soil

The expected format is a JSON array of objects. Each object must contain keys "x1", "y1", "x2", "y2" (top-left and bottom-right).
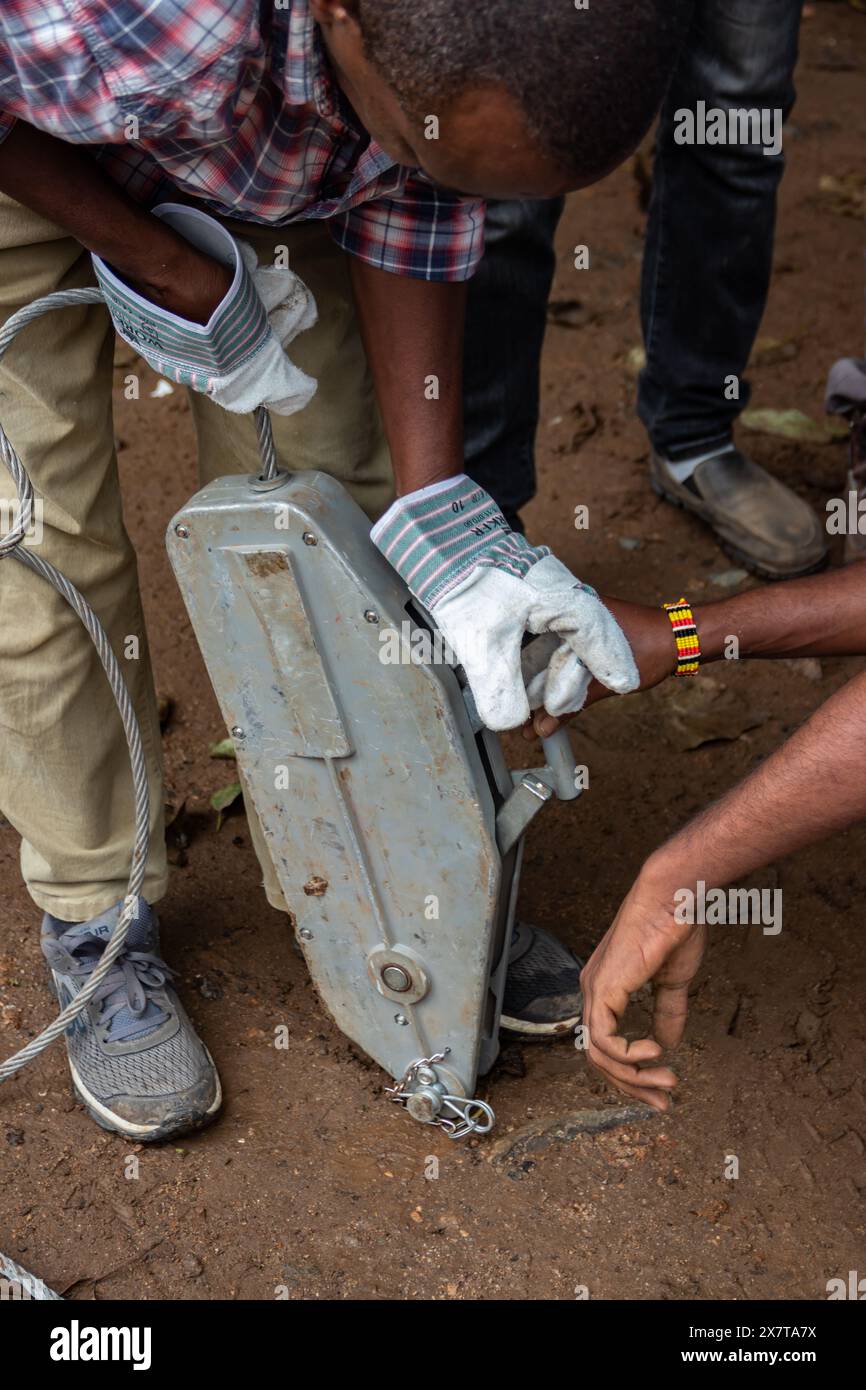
[{"x1": 1, "y1": 4, "x2": 864, "y2": 1300}]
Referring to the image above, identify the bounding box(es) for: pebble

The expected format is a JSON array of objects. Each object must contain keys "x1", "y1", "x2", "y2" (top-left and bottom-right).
[
  {"x1": 196, "y1": 975, "x2": 223, "y2": 1001},
  {"x1": 710, "y1": 568, "x2": 749, "y2": 588}
]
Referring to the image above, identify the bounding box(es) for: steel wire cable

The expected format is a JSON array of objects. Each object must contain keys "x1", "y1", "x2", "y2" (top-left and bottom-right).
[{"x1": 0, "y1": 289, "x2": 275, "y2": 1080}]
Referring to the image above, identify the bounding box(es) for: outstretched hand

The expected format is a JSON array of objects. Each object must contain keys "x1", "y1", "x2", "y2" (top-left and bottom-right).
[{"x1": 579, "y1": 874, "x2": 707, "y2": 1111}]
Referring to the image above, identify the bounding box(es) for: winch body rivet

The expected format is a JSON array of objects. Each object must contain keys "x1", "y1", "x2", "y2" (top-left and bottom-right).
[{"x1": 382, "y1": 964, "x2": 411, "y2": 993}]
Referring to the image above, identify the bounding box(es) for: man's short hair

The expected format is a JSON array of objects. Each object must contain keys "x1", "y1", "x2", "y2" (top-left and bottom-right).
[{"x1": 358, "y1": 0, "x2": 691, "y2": 182}]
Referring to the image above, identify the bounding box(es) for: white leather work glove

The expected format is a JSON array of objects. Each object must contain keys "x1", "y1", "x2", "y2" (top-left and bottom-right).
[
  {"x1": 371, "y1": 475, "x2": 639, "y2": 731},
  {"x1": 92, "y1": 203, "x2": 318, "y2": 415}
]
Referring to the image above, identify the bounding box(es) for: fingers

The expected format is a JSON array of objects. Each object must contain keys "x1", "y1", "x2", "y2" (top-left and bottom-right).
[
  {"x1": 522, "y1": 709, "x2": 562, "y2": 741},
  {"x1": 521, "y1": 642, "x2": 593, "y2": 738},
  {"x1": 587, "y1": 1064, "x2": 674, "y2": 1113},
  {"x1": 584, "y1": 1036, "x2": 678, "y2": 1111},
  {"x1": 652, "y1": 980, "x2": 691, "y2": 1050},
  {"x1": 582, "y1": 979, "x2": 679, "y2": 1109},
  {"x1": 524, "y1": 667, "x2": 548, "y2": 712},
  {"x1": 542, "y1": 642, "x2": 593, "y2": 717},
  {"x1": 592, "y1": 1032, "x2": 665, "y2": 1066},
  {"x1": 526, "y1": 647, "x2": 591, "y2": 719},
  {"x1": 589, "y1": 1051, "x2": 678, "y2": 1093},
  {"x1": 525, "y1": 559, "x2": 639, "y2": 695},
  {"x1": 560, "y1": 595, "x2": 640, "y2": 695},
  {"x1": 583, "y1": 1009, "x2": 677, "y2": 1109},
  {"x1": 460, "y1": 642, "x2": 530, "y2": 732}
]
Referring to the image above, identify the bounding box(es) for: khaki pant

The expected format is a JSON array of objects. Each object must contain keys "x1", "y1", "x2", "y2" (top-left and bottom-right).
[{"x1": 0, "y1": 195, "x2": 395, "y2": 921}]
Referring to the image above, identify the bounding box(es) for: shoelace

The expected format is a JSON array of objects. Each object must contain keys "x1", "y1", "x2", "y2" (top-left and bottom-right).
[{"x1": 43, "y1": 931, "x2": 175, "y2": 1035}]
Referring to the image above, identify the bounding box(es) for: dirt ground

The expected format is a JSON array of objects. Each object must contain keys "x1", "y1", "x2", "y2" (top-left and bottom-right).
[{"x1": 1, "y1": 4, "x2": 865, "y2": 1302}]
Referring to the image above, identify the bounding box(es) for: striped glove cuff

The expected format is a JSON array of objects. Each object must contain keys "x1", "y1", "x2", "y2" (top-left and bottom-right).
[
  {"x1": 371, "y1": 475, "x2": 550, "y2": 609},
  {"x1": 92, "y1": 204, "x2": 269, "y2": 391}
]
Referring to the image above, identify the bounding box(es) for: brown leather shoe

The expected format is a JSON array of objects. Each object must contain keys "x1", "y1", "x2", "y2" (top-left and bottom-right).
[{"x1": 650, "y1": 446, "x2": 828, "y2": 579}]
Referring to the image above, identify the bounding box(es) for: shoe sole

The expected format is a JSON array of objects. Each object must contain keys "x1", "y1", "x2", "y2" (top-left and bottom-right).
[
  {"x1": 500, "y1": 1010, "x2": 582, "y2": 1038},
  {"x1": 48, "y1": 970, "x2": 223, "y2": 1142},
  {"x1": 650, "y1": 476, "x2": 829, "y2": 582},
  {"x1": 68, "y1": 1052, "x2": 223, "y2": 1143}
]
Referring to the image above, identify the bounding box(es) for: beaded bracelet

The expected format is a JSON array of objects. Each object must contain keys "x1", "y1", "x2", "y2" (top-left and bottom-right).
[{"x1": 663, "y1": 597, "x2": 701, "y2": 675}]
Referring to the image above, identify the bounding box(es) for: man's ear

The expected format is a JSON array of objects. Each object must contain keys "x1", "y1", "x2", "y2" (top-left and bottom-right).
[{"x1": 309, "y1": 0, "x2": 361, "y2": 28}]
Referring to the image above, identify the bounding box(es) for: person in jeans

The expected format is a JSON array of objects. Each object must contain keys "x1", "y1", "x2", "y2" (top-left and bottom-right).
[{"x1": 465, "y1": 0, "x2": 825, "y2": 578}]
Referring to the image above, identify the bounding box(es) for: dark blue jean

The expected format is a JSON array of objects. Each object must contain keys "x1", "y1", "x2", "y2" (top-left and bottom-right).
[{"x1": 463, "y1": 0, "x2": 804, "y2": 507}]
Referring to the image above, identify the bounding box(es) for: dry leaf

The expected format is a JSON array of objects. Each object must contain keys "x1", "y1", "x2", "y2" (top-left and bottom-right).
[
  {"x1": 547, "y1": 299, "x2": 594, "y2": 330},
  {"x1": 741, "y1": 408, "x2": 848, "y2": 445},
  {"x1": 211, "y1": 781, "x2": 243, "y2": 830},
  {"x1": 625, "y1": 345, "x2": 647, "y2": 375},
  {"x1": 209, "y1": 737, "x2": 237, "y2": 759},
  {"x1": 749, "y1": 337, "x2": 799, "y2": 368},
  {"x1": 818, "y1": 173, "x2": 866, "y2": 219}
]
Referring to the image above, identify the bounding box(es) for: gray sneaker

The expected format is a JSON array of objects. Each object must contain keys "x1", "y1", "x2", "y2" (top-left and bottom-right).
[{"x1": 41, "y1": 897, "x2": 222, "y2": 1142}]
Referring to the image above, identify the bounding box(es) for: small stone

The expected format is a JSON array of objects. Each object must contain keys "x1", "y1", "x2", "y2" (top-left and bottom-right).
[
  {"x1": 710, "y1": 568, "x2": 749, "y2": 589},
  {"x1": 195, "y1": 975, "x2": 223, "y2": 1001},
  {"x1": 795, "y1": 1009, "x2": 823, "y2": 1046},
  {"x1": 494, "y1": 1044, "x2": 526, "y2": 1079},
  {"x1": 156, "y1": 694, "x2": 174, "y2": 730},
  {"x1": 696, "y1": 1198, "x2": 730, "y2": 1224},
  {"x1": 182, "y1": 1254, "x2": 204, "y2": 1279},
  {"x1": 781, "y1": 657, "x2": 823, "y2": 683}
]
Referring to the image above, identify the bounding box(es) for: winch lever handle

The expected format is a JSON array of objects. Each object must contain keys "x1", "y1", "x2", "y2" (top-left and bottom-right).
[{"x1": 540, "y1": 728, "x2": 580, "y2": 801}]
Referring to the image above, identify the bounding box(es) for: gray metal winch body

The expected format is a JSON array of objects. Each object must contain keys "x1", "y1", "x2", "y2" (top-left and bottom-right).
[{"x1": 167, "y1": 467, "x2": 580, "y2": 1136}]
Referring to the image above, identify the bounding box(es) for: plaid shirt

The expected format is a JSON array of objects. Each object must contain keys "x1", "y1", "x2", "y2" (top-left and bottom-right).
[{"x1": 0, "y1": 0, "x2": 484, "y2": 281}]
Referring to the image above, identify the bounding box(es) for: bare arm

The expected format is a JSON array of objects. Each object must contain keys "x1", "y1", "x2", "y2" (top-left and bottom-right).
[
  {"x1": 531, "y1": 562, "x2": 866, "y2": 1105},
  {"x1": 528, "y1": 562, "x2": 866, "y2": 739},
  {"x1": 0, "y1": 122, "x2": 231, "y2": 322},
  {"x1": 645, "y1": 665, "x2": 866, "y2": 886},
  {"x1": 349, "y1": 256, "x2": 466, "y2": 496},
  {"x1": 581, "y1": 665, "x2": 866, "y2": 1109},
  {"x1": 689, "y1": 561, "x2": 866, "y2": 661}
]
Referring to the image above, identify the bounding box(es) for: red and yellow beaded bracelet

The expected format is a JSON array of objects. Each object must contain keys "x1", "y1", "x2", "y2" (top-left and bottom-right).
[{"x1": 663, "y1": 597, "x2": 701, "y2": 675}]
